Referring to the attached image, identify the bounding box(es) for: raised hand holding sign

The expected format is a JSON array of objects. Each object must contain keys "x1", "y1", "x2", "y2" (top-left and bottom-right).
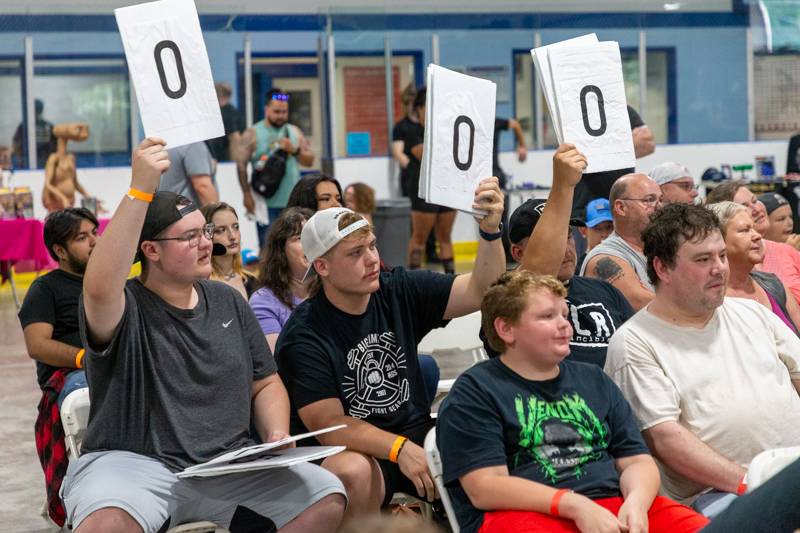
[
  {"x1": 419, "y1": 64, "x2": 496, "y2": 215},
  {"x1": 115, "y1": 0, "x2": 223, "y2": 148}
]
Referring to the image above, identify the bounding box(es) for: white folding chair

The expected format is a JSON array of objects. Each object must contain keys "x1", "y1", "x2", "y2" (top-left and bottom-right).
[
  {"x1": 746, "y1": 446, "x2": 800, "y2": 492},
  {"x1": 58, "y1": 388, "x2": 225, "y2": 533},
  {"x1": 420, "y1": 311, "x2": 487, "y2": 405},
  {"x1": 424, "y1": 428, "x2": 460, "y2": 532},
  {"x1": 60, "y1": 387, "x2": 91, "y2": 459},
  {"x1": 418, "y1": 311, "x2": 487, "y2": 366}
]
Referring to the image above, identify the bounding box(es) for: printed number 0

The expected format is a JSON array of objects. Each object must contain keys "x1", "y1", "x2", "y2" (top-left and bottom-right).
[
  {"x1": 452, "y1": 115, "x2": 475, "y2": 171},
  {"x1": 154, "y1": 40, "x2": 187, "y2": 99},
  {"x1": 580, "y1": 85, "x2": 607, "y2": 137}
]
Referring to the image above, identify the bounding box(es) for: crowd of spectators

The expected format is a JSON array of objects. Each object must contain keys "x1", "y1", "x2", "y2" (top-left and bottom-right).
[{"x1": 15, "y1": 84, "x2": 800, "y2": 533}]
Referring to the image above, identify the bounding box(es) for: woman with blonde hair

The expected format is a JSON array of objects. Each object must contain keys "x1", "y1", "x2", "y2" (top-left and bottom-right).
[
  {"x1": 708, "y1": 201, "x2": 800, "y2": 332},
  {"x1": 201, "y1": 202, "x2": 256, "y2": 300}
]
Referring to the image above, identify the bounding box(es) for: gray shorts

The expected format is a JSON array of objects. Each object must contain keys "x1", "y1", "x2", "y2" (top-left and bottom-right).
[{"x1": 61, "y1": 450, "x2": 345, "y2": 532}]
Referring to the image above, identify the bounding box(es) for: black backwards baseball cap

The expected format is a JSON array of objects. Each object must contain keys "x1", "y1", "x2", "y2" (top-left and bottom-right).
[
  {"x1": 758, "y1": 192, "x2": 789, "y2": 215},
  {"x1": 135, "y1": 191, "x2": 198, "y2": 262},
  {"x1": 508, "y1": 198, "x2": 585, "y2": 245}
]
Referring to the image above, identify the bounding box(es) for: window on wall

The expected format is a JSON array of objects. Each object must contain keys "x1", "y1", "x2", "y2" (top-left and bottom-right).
[
  {"x1": 753, "y1": 53, "x2": 800, "y2": 141},
  {"x1": 0, "y1": 58, "x2": 23, "y2": 167},
  {"x1": 620, "y1": 49, "x2": 671, "y2": 145},
  {"x1": 333, "y1": 54, "x2": 418, "y2": 158},
  {"x1": 513, "y1": 48, "x2": 674, "y2": 149},
  {"x1": 513, "y1": 52, "x2": 537, "y2": 149},
  {"x1": 32, "y1": 57, "x2": 131, "y2": 168}
]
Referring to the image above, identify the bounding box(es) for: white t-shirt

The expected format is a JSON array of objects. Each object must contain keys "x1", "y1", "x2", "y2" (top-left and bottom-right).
[{"x1": 605, "y1": 297, "x2": 800, "y2": 502}]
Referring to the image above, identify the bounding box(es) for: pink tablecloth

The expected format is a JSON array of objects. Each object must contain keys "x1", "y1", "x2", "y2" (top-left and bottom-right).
[{"x1": 0, "y1": 218, "x2": 110, "y2": 273}]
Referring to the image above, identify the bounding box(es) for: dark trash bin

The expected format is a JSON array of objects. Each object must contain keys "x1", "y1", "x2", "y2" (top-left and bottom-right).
[{"x1": 373, "y1": 198, "x2": 411, "y2": 269}]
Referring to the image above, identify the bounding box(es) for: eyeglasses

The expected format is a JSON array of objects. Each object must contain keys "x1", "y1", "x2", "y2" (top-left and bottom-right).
[
  {"x1": 270, "y1": 93, "x2": 289, "y2": 102},
  {"x1": 619, "y1": 195, "x2": 661, "y2": 208},
  {"x1": 151, "y1": 223, "x2": 215, "y2": 248}
]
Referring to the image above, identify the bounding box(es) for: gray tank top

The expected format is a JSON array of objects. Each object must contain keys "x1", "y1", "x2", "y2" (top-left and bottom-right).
[{"x1": 579, "y1": 232, "x2": 654, "y2": 291}]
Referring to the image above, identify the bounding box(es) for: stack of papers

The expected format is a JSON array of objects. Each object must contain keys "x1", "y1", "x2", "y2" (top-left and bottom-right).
[
  {"x1": 531, "y1": 34, "x2": 635, "y2": 174},
  {"x1": 177, "y1": 425, "x2": 346, "y2": 479},
  {"x1": 419, "y1": 64, "x2": 496, "y2": 215}
]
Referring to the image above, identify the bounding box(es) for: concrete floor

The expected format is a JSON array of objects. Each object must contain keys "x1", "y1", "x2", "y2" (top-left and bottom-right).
[
  {"x1": 1, "y1": 289, "x2": 58, "y2": 533},
  {"x1": 0, "y1": 267, "x2": 477, "y2": 532}
]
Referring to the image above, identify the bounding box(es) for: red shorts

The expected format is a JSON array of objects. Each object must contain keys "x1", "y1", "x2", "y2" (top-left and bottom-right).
[{"x1": 478, "y1": 495, "x2": 709, "y2": 533}]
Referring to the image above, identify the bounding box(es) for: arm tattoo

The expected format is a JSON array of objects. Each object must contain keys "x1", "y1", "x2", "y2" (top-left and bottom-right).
[{"x1": 594, "y1": 257, "x2": 624, "y2": 283}]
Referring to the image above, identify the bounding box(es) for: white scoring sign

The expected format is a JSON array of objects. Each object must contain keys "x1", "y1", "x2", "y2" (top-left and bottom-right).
[
  {"x1": 549, "y1": 42, "x2": 634, "y2": 173},
  {"x1": 420, "y1": 64, "x2": 496, "y2": 215},
  {"x1": 115, "y1": 0, "x2": 223, "y2": 148},
  {"x1": 532, "y1": 36, "x2": 635, "y2": 174}
]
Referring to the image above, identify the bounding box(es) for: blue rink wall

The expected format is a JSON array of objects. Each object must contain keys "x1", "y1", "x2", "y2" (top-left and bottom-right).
[{"x1": 0, "y1": 11, "x2": 750, "y2": 153}]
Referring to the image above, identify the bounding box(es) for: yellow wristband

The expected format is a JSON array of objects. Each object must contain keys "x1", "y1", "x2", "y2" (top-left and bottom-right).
[
  {"x1": 127, "y1": 187, "x2": 154, "y2": 203},
  {"x1": 389, "y1": 436, "x2": 407, "y2": 463},
  {"x1": 75, "y1": 348, "x2": 85, "y2": 369}
]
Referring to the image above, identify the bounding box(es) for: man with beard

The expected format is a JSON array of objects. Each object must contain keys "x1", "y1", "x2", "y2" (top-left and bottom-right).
[
  {"x1": 234, "y1": 88, "x2": 315, "y2": 248},
  {"x1": 19, "y1": 207, "x2": 98, "y2": 403},
  {"x1": 605, "y1": 203, "x2": 800, "y2": 517},
  {"x1": 19, "y1": 208, "x2": 98, "y2": 526}
]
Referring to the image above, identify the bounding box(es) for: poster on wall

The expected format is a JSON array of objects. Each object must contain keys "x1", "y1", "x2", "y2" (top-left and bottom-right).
[
  {"x1": 115, "y1": 0, "x2": 223, "y2": 148},
  {"x1": 419, "y1": 64, "x2": 496, "y2": 215}
]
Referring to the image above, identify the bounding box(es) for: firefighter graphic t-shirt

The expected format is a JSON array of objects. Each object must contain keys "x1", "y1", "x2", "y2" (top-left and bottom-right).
[
  {"x1": 277, "y1": 267, "x2": 455, "y2": 434},
  {"x1": 436, "y1": 358, "x2": 649, "y2": 533}
]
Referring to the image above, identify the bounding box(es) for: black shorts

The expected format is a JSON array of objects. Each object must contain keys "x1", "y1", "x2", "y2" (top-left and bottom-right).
[
  {"x1": 410, "y1": 195, "x2": 456, "y2": 214},
  {"x1": 407, "y1": 169, "x2": 455, "y2": 214},
  {"x1": 376, "y1": 417, "x2": 437, "y2": 507}
]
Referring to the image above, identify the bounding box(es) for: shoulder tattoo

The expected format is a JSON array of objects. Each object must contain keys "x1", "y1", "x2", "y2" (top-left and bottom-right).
[{"x1": 594, "y1": 257, "x2": 624, "y2": 283}]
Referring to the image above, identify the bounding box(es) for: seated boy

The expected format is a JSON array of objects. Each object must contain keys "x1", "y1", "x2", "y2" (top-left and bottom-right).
[{"x1": 436, "y1": 270, "x2": 708, "y2": 533}]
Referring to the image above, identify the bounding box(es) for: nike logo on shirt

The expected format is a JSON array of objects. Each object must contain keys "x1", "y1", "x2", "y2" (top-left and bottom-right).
[{"x1": 222, "y1": 319, "x2": 233, "y2": 328}]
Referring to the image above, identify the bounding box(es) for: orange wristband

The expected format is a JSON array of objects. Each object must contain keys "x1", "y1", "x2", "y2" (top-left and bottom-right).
[
  {"x1": 127, "y1": 187, "x2": 154, "y2": 203},
  {"x1": 389, "y1": 436, "x2": 407, "y2": 463},
  {"x1": 550, "y1": 488, "x2": 570, "y2": 517},
  {"x1": 75, "y1": 348, "x2": 85, "y2": 369}
]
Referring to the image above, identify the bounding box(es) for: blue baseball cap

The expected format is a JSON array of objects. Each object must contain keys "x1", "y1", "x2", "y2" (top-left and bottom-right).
[{"x1": 585, "y1": 198, "x2": 613, "y2": 228}]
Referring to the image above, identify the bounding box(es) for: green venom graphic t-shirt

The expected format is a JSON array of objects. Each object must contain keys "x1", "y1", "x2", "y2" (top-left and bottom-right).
[
  {"x1": 436, "y1": 358, "x2": 649, "y2": 533},
  {"x1": 277, "y1": 267, "x2": 455, "y2": 435}
]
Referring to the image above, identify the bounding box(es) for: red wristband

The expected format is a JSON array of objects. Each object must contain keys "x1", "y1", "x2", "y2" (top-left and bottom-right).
[
  {"x1": 550, "y1": 488, "x2": 570, "y2": 517},
  {"x1": 736, "y1": 475, "x2": 747, "y2": 495}
]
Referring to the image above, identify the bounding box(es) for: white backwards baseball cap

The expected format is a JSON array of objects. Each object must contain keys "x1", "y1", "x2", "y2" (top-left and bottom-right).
[
  {"x1": 649, "y1": 162, "x2": 693, "y2": 186},
  {"x1": 301, "y1": 207, "x2": 370, "y2": 281}
]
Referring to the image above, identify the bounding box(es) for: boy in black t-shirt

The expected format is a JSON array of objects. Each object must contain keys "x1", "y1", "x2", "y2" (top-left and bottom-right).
[
  {"x1": 61, "y1": 138, "x2": 345, "y2": 532},
  {"x1": 437, "y1": 270, "x2": 708, "y2": 533},
  {"x1": 18, "y1": 207, "x2": 98, "y2": 402},
  {"x1": 277, "y1": 178, "x2": 505, "y2": 521}
]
